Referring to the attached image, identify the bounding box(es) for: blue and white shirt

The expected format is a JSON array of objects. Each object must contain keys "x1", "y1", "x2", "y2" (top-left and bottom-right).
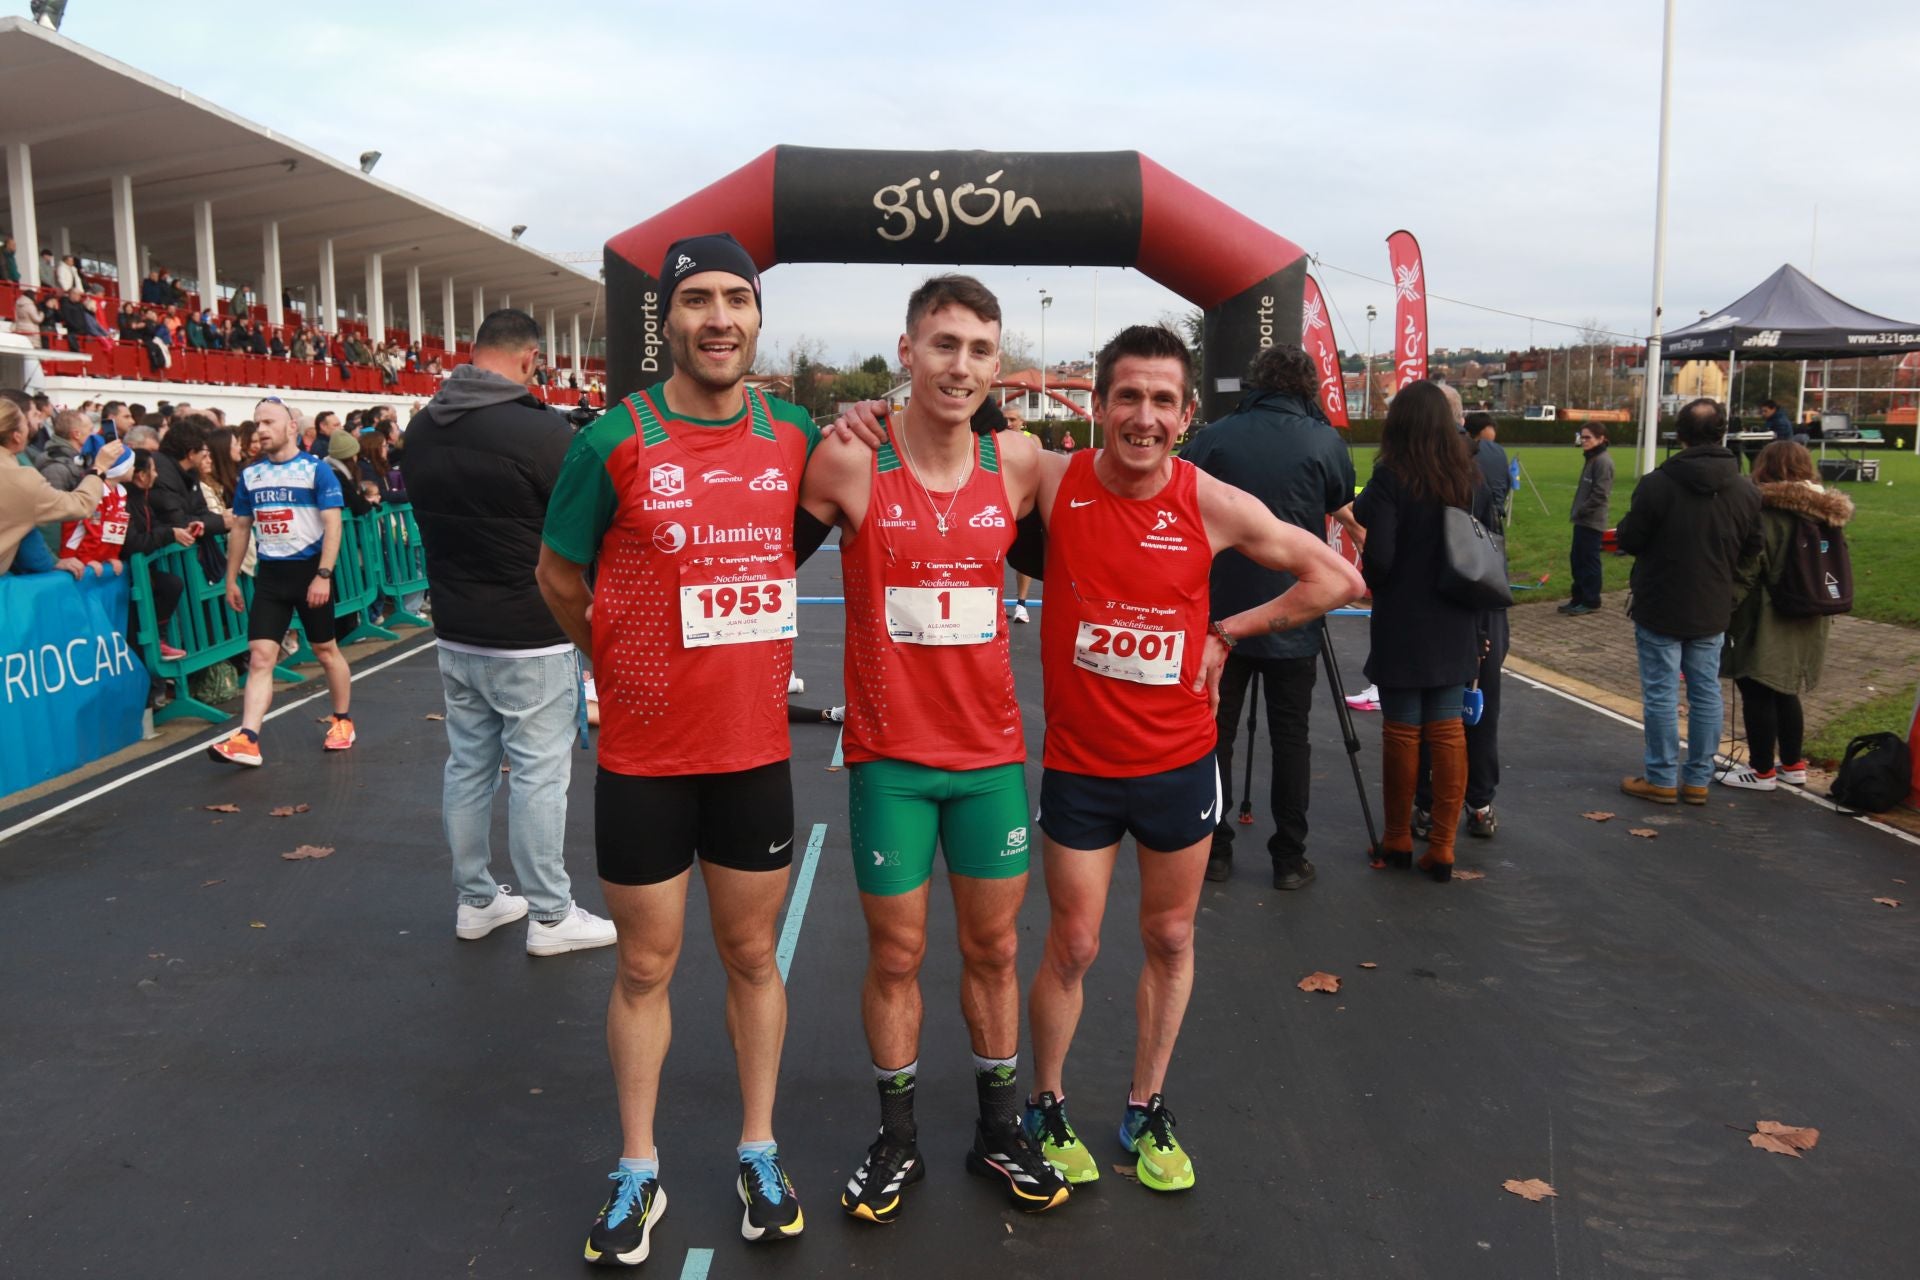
[{"x1": 233, "y1": 453, "x2": 344, "y2": 561}]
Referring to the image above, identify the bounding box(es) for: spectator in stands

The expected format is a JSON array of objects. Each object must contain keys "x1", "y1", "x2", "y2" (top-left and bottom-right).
[
  {"x1": 1, "y1": 398, "x2": 123, "y2": 574},
  {"x1": 152, "y1": 416, "x2": 226, "y2": 569},
  {"x1": 310, "y1": 410, "x2": 340, "y2": 457},
  {"x1": 3, "y1": 235, "x2": 18, "y2": 283},
  {"x1": 54, "y1": 254, "x2": 80, "y2": 294},
  {"x1": 378, "y1": 342, "x2": 404, "y2": 386},
  {"x1": 403, "y1": 307, "x2": 610, "y2": 951},
  {"x1": 268, "y1": 329, "x2": 287, "y2": 359},
  {"x1": 123, "y1": 425, "x2": 160, "y2": 453},
  {"x1": 60, "y1": 287, "x2": 110, "y2": 350},
  {"x1": 1615, "y1": 398, "x2": 1764, "y2": 806},
  {"x1": 233, "y1": 282, "x2": 257, "y2": 313},
  {"x1": 228, "y1": 315, "x2": 251, "y2": 350},
  {"x1": 356, "y1": 427, "x2": 394, "y2": 502},
  {"x1": 186, "y1": 311, "x2": 213, "y2": 348},
  {"x1": 1718, "y1": 441, "x2": 1855, "y2": 792},
  {"x1": 37, "y1": 247, "x2": 55, "y2": 284},
  {"x1": 247, "y1": 323, "x2": 270, "y2": 357},
  {"x1": 140, "y1": 269, "x2": 166, "y2": 306},
  {"x1": 290, "y1": 329, "x2": 313, "y2": 361},
  {"x1": 38, "y1": 410, "x2": 94, "y2": 492},
  {"x1": 14, "y1": 286, "x2": 45, "y2": 346}
]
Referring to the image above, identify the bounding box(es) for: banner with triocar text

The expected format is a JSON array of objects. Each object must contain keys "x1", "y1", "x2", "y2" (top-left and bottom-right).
[
  {"x1": 1386, "y1": 229, "x2": 1428, "y2": 390},
  {"x1": 0, "y1": 569, "x2": 148, "y2": 798}
]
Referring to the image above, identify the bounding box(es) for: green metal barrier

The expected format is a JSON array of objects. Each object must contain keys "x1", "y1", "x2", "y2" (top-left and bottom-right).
[
  {"x1": 128, "y1": 535, "x2": 304, "y2": 726},
  {"x1": 370, "y1": 503, "x2": 431, "y2": 628},
  {"x1": 283, "y1": 511, "x2": 400, "y2": 665}
]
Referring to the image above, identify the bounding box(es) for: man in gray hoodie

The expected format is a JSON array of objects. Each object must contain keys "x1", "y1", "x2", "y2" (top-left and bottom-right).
[
  {"x1": 1560, "y1": 422, "x2": 1615, "y2": 615},
  {"x1": 400, "y1": 308, "x2": 615, "y2": 958}
]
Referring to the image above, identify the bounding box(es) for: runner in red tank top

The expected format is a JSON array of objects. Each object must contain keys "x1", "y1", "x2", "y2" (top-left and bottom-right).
[
  {"x1": 1019, "y1": 326, "x2": 1365, "y2": 1192},
  {"x1": 801, "y1": 275, "x2": 1070, "y2": 1221}
]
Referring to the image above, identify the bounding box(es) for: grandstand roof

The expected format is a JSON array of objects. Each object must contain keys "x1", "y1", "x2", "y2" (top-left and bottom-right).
[{"x1": 0, "y1": 17, "x2": 598, "y2": 321}]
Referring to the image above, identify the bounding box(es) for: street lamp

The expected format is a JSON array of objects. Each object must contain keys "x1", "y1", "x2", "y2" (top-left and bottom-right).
[
  {"x1": 1363, "y1": 304, "x2": 1377, "y2": 419},
  {"x1": 1039, "y1": 291, "x2": 1053, "y2": 422}
]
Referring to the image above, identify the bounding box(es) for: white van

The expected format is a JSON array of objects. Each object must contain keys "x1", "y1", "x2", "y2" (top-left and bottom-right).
[{"x1": 1522, "y1": 404, "x2": 1558, "y2": 422}]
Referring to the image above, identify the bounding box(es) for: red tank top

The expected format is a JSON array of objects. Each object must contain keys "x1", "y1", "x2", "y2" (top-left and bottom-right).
[
  {"x1": 841, "y1": 425, "x2": 1023, "y2": 769},
  {"x1": 591, "y1": 386, "x2": 809, "y2": 777},
  {"x1": 1041, "y1": 451, "x2": 1215, "y2": 776},
  {"x1": 63, "y1": 484, "x2": 129, "y2": 564}
]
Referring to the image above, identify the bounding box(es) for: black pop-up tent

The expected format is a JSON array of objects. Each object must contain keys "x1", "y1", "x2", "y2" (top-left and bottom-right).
[{"x1": 1662, "y1": 263, "x2": 1920, "y2": 361}]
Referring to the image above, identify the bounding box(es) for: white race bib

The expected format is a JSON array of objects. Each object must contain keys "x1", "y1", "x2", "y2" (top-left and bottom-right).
[
  {"x1": 678, "y1": 577, "x2": 797, "y2": 648},
  {"x1": 255, "y1": 507, "x2": 294, "y2": 539},
  {"x1": 886, "y1": 585, "x2": 997, "y2": 646},
  {"x1": 1073, "y1": 621, "x2": 1183, "y2": 686},
  {"x1": 101, "y1": 517, "x2": 128, "y2": 546}
]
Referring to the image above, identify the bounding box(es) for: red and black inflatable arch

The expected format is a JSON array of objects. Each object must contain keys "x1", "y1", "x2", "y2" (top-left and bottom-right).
[{"x1": 605, "y1": 146, "x2": 1307, "y2": 421}]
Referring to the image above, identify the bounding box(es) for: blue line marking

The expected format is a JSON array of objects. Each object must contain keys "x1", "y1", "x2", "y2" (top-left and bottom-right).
[
  {"x1": 678, "y1": 1247, "x2": 714, "y2": 1280},
  {"x1": 775, "y1": 823, "x2": 828, "y2": 983},
  {"x1": 829, "y1": 726, "x2": 844, "y2": 770}
]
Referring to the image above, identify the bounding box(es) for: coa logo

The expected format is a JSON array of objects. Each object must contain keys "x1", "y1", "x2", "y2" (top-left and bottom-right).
[
  {"x1": 652, "y1": 521, "x2": 688, "y2": 554},
  {"x1": 650, "y1": 462, "x2": 685, "y2": 497},
  {"x1": 748, "y1": 466, "x2": 790, "y2": 492},
  {"x1": 968, "y1": 503, "x2": 1008, "y2": 528}
]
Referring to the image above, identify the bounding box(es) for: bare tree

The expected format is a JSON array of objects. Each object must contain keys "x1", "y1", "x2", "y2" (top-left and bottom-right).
[{"x1": 998, "y1": 331, "x2": 1037, "y2": 372}]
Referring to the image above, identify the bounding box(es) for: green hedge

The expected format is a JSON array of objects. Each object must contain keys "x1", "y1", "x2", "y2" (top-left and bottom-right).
[{"x1": 1334, "y1": 417, "x2": 1640, "y2": 446}]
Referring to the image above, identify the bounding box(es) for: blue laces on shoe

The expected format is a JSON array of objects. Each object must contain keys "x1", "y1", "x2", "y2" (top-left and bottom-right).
[
  {"x1": 605, "y1": 1168, "x2": 651, "y2": 1228},
  {"x1": 743, "y1": 1147, "x2": 785, "y2": 1206}
]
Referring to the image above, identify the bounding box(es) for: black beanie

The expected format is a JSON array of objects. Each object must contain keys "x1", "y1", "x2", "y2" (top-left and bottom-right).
[{"x1": 661, "y1": 233, "x2": 761, "y2": 313}]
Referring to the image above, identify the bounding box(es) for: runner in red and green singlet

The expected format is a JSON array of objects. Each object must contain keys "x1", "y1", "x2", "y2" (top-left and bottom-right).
[{"x1": 800, "y1": 275, "x2": 1070, "y2": 1222}]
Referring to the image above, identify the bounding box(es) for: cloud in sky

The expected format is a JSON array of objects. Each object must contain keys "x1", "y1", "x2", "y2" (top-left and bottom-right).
[{"x1": 43, "y1": 0, "x2": 1920, "y2": 360}]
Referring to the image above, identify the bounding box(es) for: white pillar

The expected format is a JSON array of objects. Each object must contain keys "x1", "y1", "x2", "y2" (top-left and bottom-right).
[
  {"x1": 6, "y1": 142, "x2": 41, "y2": 288},
  {"x1": 406, "y1": 266, "x2": 424, "y2": 343},
  {"x1": 471, "y1": 286, "x2": 485, "y2": 338},
  {"x1": 318, "y1": 239, "x2": 337, "y2": 330},
  {"x1": 364, "y1": 252, "x2": 384, "y2": 340},
  {"x1": 546, "y1": 309, "x2": 558, "y2": 364},
  {"x1": 110, "y1": 175, "x2": 138, "y2": 298},
  {"x1": 571, "y1": 314, "x2": 583, "y2": 383},
  {"x1": 441, "y1": 277, "x2": 456, "y2": 344},
  {"x1": 261, "y1": 221, "x2": 283, "y2": 327},
  {"x1": 140, "y1": 244, "x2": 151, "y2": 280},
  {"x1": 500, "y1": 292, "x2": 511, "y2": 312},
  {"x1": 193, "y1": 200, "x2": 217, "y2": 309}
]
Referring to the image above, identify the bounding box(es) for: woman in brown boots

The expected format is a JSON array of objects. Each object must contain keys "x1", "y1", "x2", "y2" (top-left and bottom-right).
[{"x1": 1349, "y1": 381, "x2": 1500, "y2": 881}]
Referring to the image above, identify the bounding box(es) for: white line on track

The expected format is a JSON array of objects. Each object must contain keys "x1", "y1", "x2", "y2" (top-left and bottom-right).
[
  {"x1": 0, "y1": 637, "x2": 440, "y2": 848},
  {"x1": 1506, "y1": 667, "x2": 1920, "y2": 849}
]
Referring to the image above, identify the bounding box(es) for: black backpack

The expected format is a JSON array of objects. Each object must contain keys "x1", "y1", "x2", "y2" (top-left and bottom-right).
[
  {"x1": 1771, "y1": 518, "x2": 1853, "y2": 617},
  {"x1": 1830, "y1": 732, "x2": 1912, "y2": 814}
]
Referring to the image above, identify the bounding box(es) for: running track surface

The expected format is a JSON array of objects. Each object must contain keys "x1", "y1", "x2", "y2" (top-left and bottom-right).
[{"x1": 3, "y1": 556, "x2": 1917, "y2": 1279}]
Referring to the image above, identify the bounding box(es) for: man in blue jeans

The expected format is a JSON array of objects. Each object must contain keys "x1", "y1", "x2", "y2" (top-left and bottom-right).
[
  {"x1": 1614, "y1": 399, "x2": 1762, "y2": 805},
  {"x1": 401, "y1": 308, "x2": 614, "y2": 956}
]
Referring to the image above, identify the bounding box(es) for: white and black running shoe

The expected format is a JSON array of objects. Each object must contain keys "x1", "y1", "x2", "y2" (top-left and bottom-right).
[
  {"x1": 841, "y1": 1129, "x2": 923, "y2": 1224},
  {"x1": 965, "y1": 1119, "x2": 1070, "y2": 1212},
  {"x1": 738, "y1": 1146, "x2": 803, "y2": 1241},
  {"x1": 584, "y1": 1169, "x2": 666, "y2": 1267}
]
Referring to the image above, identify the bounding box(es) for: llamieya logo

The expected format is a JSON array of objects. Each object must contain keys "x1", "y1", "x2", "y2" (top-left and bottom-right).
[{"x1": 873, "y1": 168, "x2": 1042, "y2": 244}]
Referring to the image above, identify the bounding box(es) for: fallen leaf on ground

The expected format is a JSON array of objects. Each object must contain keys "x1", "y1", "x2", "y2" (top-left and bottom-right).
[
  {"x1": 1873, "y1": 897, "x2": 1901, "y2": 908},
  {"x1": 1297, "y1": 971, "x2": 1342, "y2": 994},
  {"x1": 528, "y1": 1087, "x2": 543, "y2": 1095},
  {"x1": 1358, "y1": 962, "x2": 1379, "y2": 969},
  {"x1": 1629, "y1": 828, "x2": 1659, "y2": 839},
  {"x1": 423, "y1": 712, "x2": 445, "y2": 721},
  {"x1": 200, "y1": 879, "x2": 224, "y2": 888},
  {"x1": 269, "y1": 804, "x2": 311, "y2": 818},
  {"x1": 280, "y1": 845, "x2": 335, "y2": 861},
  {"x1": 1502, "y1": 1178, "x2": 1557, "y2": 1201},
  {"x1": 203, "y1": 803, "x2": 240, "y2": 813},
  {"x1": 249, "y1": 921, "x2": 266, "y2": 928},
  {"x1": 1110, "y1": 1163, "x2": 1139, "y2": 1182},
  {"x1": 1894, "y1": 878, "x2": 1907, "y2": 885},
  {"x1": 1581, "y1": 811, "x2": 1614, "y2": 822},
  {"x1": 1755, "y1": 1120, "x2": 1820, "y2": 1151},
  {"x1": 1454, "y1": 868, "x2": 1487, "y2": 881}
]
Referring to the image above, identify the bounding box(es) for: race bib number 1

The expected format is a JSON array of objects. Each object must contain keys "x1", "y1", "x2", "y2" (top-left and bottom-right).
[
  {"x1": 679, "y1": 578, "x2": 797, "y2": 648},
  {"x1": 1074, "y1": 621, "x2": 1183, "y2": 686},
  {"x1": 886, "y1": 586, "x2": 997, "y2": 646}
]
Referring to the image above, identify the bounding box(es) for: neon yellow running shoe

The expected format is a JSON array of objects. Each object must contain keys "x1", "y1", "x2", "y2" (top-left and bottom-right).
[
  {"x1": 1022, "y1": 1091, "x2": 1101, "y2": 1184},
  {"x1": 1118, "y1": 1094, "x2": 1194, "y2": 1192}
]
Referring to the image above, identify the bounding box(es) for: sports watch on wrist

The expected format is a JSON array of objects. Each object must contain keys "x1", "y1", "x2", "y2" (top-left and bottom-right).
[{"x1": 315, "y1": 566, "x2": 334, "y2": 580}]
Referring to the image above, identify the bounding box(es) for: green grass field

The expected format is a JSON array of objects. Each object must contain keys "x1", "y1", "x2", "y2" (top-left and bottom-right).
[{"x1": 1350, "y1": 444, "x2": 1920, "y2": 627}]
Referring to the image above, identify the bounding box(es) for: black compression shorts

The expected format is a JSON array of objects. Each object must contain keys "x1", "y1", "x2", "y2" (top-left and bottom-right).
[
  {"x1": 248, "y1": 559, "x2": 337, "y2": 644},
  {"x1": 595, "y1": 760, "x2": 796, "y2": 886}
]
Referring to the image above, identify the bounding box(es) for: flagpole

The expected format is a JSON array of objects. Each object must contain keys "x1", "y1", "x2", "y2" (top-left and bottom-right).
[{"x1": 1639, "y1": 0, "x2": 1677, "y2": 477}]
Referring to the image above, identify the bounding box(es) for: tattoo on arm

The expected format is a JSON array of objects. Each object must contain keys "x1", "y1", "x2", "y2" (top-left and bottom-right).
[{"x1": 1267, "y1": 608, "x2": 1299, "y2": 634}]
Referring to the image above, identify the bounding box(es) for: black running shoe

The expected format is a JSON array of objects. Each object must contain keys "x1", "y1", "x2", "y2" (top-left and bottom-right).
[
  {"x1": 738, "y1": 1146, "x2": 804, "y2": 1241},
  {"x1": 842, "y1": 1129, "x2": 924, "y2": 1224},
  {"x1": 965, "y1": 1119, "x2": 1070, "y2": 1212},
  {"x1": 584, "y1": 1169, "x2": 666, "y2": 1267}
]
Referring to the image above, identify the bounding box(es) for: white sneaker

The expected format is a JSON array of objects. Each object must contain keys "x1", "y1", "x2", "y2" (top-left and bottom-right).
[
  {"x1": 1012, "y1": 605, "x2": 1030, "y2": 624},
  {"x1": 787, "y1": 674, "x2": 805, "y2": 695},
  {"x1": 526, "y1": 901, "x2": 618, "y2": 956},
  {"x1": 827, "y1": 705, "x2": 845, "y2": 723},
  {"x1": 1778, "y1": 761, "x2": 1808, "y2": 785},
  {"x1": 1345, "y1": 684, "x2": 1381, "y2": 711},
  {"x1": 1717, "y1": 766, "x2": 1778, "y2": 792},
  {"x1": 456, "y1": 886, "x2": 529, "y2": 940}
]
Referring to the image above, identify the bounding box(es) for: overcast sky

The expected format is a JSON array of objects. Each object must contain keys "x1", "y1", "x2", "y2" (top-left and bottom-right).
[{"x1": 41, "y1": 0, "x2": 1920, "y2": 365}]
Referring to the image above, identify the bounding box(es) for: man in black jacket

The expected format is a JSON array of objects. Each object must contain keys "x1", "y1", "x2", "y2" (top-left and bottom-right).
[
  {"x1": 1179, "y1": 345, "x2": 1360, "y2": 889},
  {"x1": 1614, "y1": 398, "x2": 1762, "y2": 805},
  {"x1": 401, "y1": 308, "x2": 614, "y2": 957}
]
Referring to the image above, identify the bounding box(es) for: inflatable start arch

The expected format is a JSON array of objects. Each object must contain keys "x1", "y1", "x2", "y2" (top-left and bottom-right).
[{"x1": 605, "y1": 147, "x2": 1306, "y2": 421}]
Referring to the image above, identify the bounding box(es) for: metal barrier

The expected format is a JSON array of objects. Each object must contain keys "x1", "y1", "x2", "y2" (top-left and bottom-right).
[
  {"x1": 282, "y1": 511, "x2": 399, "y2": 665},
  {"x1": 127, "y1": 535, "x2": 304, "y2": 726}
]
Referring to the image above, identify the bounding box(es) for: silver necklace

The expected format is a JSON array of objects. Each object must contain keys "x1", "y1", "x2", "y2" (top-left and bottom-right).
[{"x1": 896, "y1": 427, "x2": 972, "y2": 536}]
